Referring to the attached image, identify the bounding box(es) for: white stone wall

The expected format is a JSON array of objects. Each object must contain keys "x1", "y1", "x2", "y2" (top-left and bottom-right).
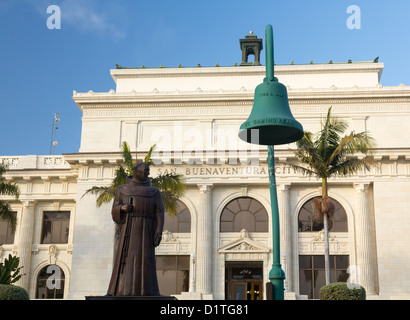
[
  {"x1": 0, "y1": 157, "x2": 77, "y2": 299},
  {"x1": 2, "y1": 62, "x2": 410, "y2": 300},
  {"x1": 373, "y1": 181, "x2": 410, "y2": 299}
]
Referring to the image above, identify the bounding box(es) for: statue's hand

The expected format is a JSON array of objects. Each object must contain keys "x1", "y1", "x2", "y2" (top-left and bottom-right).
[
  {"x1": 154, "y1": 232, "x2": 162, "y2": 247},
  {"x1": 121, "y1": 204, "x2": 133, "y2": 213}
]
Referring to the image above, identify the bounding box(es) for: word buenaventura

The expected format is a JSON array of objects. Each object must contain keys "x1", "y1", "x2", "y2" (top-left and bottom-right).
[{"x1": 156, "y1": 165, "x2": 297, "y2": 176}]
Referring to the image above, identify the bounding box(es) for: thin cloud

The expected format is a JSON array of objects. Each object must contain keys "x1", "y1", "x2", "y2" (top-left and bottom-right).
[
  {"x1": 59, "y1": 0, "x2": 126, "y2": 40},
  {"x1": 23, "y1": 0, "x2": 127, "y2": 40}
]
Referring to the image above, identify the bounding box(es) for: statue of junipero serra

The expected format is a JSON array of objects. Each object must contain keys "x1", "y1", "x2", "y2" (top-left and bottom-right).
[{"x1": 107, "y1": 162, "x2": 164, "y2": 296}]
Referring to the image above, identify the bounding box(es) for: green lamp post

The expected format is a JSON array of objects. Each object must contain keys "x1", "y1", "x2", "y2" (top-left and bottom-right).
[{"x1": 238, "y1": 24, "x2": 304, "y2": 300}]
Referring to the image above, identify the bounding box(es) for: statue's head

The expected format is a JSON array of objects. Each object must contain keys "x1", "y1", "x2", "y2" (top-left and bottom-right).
[{"x1": 132, "y1": 162, "x2": 150, "y2": 182}]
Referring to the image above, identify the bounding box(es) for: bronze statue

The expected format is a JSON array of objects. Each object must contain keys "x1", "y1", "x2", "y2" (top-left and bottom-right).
[{"x1": 107, "y1": 162, "x2": 164, "y2": 296}]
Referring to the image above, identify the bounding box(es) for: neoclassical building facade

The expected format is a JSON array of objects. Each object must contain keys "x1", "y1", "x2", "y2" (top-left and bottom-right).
[{"x1": 1, "y1": 47, "x2": 410, "y2": 300}]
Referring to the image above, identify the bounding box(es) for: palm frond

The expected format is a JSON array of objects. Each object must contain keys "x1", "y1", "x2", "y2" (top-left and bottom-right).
[
  {"x1": 0, "y1": 164, "x2": 19, "y2": 233},
  {"x1": 144, "y1": 144, "x2": 157, "y2": 166},
  {"x1": 151, "y1": 173, "x2": 186, "y2": 197},
  {"x1": 0, "y1": 202, "x2": 17, "y2": 233},
  {"x1": 329, "y1": 157, "x2": 372, "y2": 176},
  {"x1": 290, "y1": 107, "x2": 374, "y2": 181},
  {"x1": 0, "y1": 165, "x2": 6, "y2": 177},
  {"x1": 96, "y1": 189, "x2": 116, "y2": 207},
  {"x1": 151, "y1": 173, "x2": 186, "y2": 215},
  {"x1": 121, "y1": 141, "x2": 134, "y2": 175},
  {"x1": 82, "y1": 185, "x2": 110, "y2": 197},
  {"x1": 276, "y1": 160, "x2": 317, "y2": 177},
  {"x1": 316, "y1": 107, "x2": 348, "y2": 161},
  {"x1": 159, "y1": 190, "x2": 179, "y2": 216},
  {"x1": 0, "y1": 181, "x2": 20, "y2": 198},
  {"x1": 83, "y1": 143, "x2": 186, "y2": 215},
  {"x1": 0, "y1": 164, "x2": 19, "y2": 198},
  {"x1": 113, "y1": 166, "x2": 128, "y2": 187},
  {"x1": 327, "y1": 131, "x2": 375, "y2": 167},
  {"x1": 294, "y1": 131, "x2": 328, "y2": 177},
  {"x1": 82, "y1": 186, "x2": 116, "y2": 207}
]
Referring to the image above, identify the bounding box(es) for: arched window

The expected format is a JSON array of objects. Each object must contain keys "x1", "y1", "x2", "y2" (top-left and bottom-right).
[
  {"x1": 220, "y1": 197, "x2": 268, "y2": 232},
  {"x1": 36, "y1": 265, "x2": 65, "y2": 299},
  {"x1": 163, "y1": 200, "x2": 191, "y2": 233},
  {"x1": 298, "y1": 197, "x2": 348, "y2": 232}
]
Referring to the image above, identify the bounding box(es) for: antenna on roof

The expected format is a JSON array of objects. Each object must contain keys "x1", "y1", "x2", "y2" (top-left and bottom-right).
[{"x1": 50, "y1": 112, "x2": 60, "y2": 155}]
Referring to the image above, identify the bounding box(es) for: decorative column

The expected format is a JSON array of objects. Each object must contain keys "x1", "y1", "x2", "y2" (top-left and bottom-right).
[
  {"x1": 354, "y1": 183, "x2": 376, "y2": 294},
  {"x1": 277, "y1": 183, "x2": 292, "y2": 292},
  {"x1": 189, "y1": 252, "x2": 197, "y2": 292},
  {"x1": 196, "y1": 184, "x2": 213, "y2": 294},
  {"x1": 16, "y1": 200, "x2": 36, "y2": 291}
]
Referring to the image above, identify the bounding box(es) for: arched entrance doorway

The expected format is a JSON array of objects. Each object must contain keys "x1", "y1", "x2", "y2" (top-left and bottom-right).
[
  {"x1": 225, "y1": 261, "x2": 263, "y2": 300},
  {"x1": 297, "y1": 197, "x2": 349, "y2": 299},
  {"x1": 219, "y1": 196, "x2": 269, "y2": 300}
]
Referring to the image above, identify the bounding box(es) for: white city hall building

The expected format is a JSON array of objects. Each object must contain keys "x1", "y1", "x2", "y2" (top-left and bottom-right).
[{"x1": 1, "y1": 34, "x2": 410, "y2": 300}]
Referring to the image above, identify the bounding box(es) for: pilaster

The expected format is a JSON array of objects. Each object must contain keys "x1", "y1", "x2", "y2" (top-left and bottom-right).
[
  {"x1": 16, "y1": 200, "x2": 36, "y2": 291},
  {"x1": 277, "y1": 183, "x2": 292, "y2": 291},
  {"x1": 354, "y1": 183, "x2": 377, "y2": 294},
  {"x1": 196, "y1": 184, "x2": 213, "y2": 295}
]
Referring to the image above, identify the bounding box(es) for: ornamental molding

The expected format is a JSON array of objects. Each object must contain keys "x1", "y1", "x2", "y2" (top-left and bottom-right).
[
  {"x1": 48, "y1": 244, "x2": 58, "y2": 264},
  {"x1": 298, "y1": 232, "x2": 349, "y2": 255},
  {"x1": 156, "y1": 232, "x2": 191, "y2": 254},
  {"x1": 218, "y1": 229, "x2": 270, "y2": 254},
  {"x1": 109, "y1": 63, "x2": 383, "y2": 81},
  {"x1": 161, "y1": 230, "x2": 179, "y2": 243},
  {"x1": 80, "y1": 102, "x2": 410, "y2": 119},
  {"x1": 311, "y1": 229, "x2": 336, "y2": 242}
]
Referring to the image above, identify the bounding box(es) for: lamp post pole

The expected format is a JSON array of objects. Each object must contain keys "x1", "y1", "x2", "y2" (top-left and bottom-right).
[
  {"x1": 264, "y1": 24, "x2": 286, "y2": 300},
  {"x1": 268, "y1": 145, "x2": 285, "y2": 300},
  {"x1": 238, "y1": 24, "x2": 303, "y2": 300}
]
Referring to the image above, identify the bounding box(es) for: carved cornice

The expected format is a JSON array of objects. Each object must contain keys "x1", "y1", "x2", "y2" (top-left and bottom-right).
[
  {"x1": 75, "y1": 88, "x2": 410, "y2": 110},
  {"x1": 109, "y1": 63, "x2": 384, "y2": 81}
]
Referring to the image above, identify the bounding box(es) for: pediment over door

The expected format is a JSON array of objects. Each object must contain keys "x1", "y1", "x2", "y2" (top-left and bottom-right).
[{"x1": 218, "y1": 229, "x2": 270, "y2": 254}]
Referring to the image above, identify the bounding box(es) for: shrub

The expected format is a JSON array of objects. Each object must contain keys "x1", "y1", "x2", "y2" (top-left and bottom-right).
[
  {"x1": 0, "y1": 284, "x2": 29, "y2": 300},
  {"x1": 0, "y1": 254, "x2": 24, "y2": 285},
  {"x1": 319, "y1": 282, "x2": 366, "y2": 300}
]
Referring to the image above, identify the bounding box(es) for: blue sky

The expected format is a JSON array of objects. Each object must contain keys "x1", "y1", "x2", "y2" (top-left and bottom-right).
[{"x1": 1, "y1": 0, "x2": 409, "y2": 156}]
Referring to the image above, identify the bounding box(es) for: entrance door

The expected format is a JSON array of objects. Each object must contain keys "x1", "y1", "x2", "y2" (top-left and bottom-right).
[
  {"x1": 226, "y1": 262, "x2": 263, "y2": 300},
  {"x1": 232, "y1": 282, "x2": 247, "y2": 300},
  {"x1": 231, "y1": 281, "x2": 263, "y2": 300}
]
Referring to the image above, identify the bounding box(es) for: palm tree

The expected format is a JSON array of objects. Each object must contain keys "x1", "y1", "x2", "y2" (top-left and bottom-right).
[
  {"x1": 284, "y1": 107, "x2": 374, "y2": 285},
  {"x1": 83, "y1": 142, "x2": 186, "y2": 215},
  {"x1": 0, "y1": 164, "x2": 20, "y2": 233}
]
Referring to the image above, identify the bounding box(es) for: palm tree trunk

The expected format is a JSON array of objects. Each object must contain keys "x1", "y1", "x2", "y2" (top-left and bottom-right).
[{"x1": 322, "y1": 178, "x2": 331, "y2": 285}]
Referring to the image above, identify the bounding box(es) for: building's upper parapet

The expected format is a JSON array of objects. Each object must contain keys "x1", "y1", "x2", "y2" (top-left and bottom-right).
[
  {"x1": 0, "y1": 155, "x2": 70, "y2": 171},
  {"x1": 110, "y1": 61, "x2": 384, "y2": 94}
]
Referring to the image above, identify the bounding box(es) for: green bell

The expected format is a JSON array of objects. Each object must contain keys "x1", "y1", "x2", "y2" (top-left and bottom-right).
[{"x1": 239, "y1": 25, "x2": 303, "y2": 146}]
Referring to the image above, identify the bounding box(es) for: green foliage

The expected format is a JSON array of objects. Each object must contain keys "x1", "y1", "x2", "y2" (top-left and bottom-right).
[
  {"x1": 0, "y1": 284, "x2": 29, "y2": 300},
  {"x1": 283, "y1": 107, "x2": 375, "y2": 286},
  {"x1": 152, "y1": 173, "x2": 186, "y2": 216},
  {"x1": 82, "y1": 142, "x2": 186, "y2": 215},
  {"x1": 287, "y1": 106, "x2": 375, "y2": 179},
  {"x1": 0, "y1": 254, "x2": 24, "y2": 285},
  {"x1": 0, "y1": 164, "x2": 20, "y2": 232},
  {"x1": 319, "y1": 282, "x2": 366, "y2": 300}
]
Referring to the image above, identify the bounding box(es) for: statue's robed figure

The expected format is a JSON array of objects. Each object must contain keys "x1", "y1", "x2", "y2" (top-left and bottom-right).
[{"x1": 107, "y1": 162, "x2": 164, "y2": 296}]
